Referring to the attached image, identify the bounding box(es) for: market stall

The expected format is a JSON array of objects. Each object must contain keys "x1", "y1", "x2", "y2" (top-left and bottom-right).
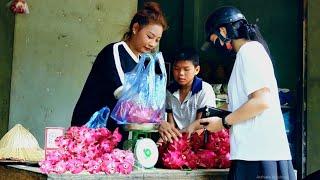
[
  {"x1": 0, "y1": 53, "x2": 231, "y2": 179},
  {"x1": 0, "y1": 123, "x2": 230, "y2": 180},
  {"x1": 0, "y1": 165, "x2": 228, "y2": 180}
]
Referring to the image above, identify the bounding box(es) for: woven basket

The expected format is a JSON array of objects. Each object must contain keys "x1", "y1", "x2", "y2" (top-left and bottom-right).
[{"x1": 0, "y1": 124, "x2": 44, "y2": 162}]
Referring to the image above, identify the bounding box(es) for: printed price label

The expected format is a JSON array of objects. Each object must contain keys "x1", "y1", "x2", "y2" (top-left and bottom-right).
[{"x1": 45, "y1": 127, "x2": 64, "y2": 149}]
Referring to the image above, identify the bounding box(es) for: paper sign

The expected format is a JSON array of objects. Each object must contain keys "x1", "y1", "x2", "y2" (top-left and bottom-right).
[{"x1": 45, "y1": 127, "x2": 64, "y2": 149}]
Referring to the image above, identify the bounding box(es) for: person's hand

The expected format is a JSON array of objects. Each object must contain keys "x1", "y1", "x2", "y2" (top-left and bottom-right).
[
  {"x1": 199, "y1": 117, "x2": 224, "y2": 132},
  {"x1": 159, "y1": 121, "x2": 182, "y2": 143},
  {"x1": 156, "y1": 137, "x2": 164, "y2": 146},
  {"x1": 181, "y1": 123, "x2": 197, "y2": 138}
]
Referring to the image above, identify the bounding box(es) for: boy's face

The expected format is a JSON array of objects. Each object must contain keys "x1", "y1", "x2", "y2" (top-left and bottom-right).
[{"x1": 173, "y1": 60, "x2": 200, "y2": 87}]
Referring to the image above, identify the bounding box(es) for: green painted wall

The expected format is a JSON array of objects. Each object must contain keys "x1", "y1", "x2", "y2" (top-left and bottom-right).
[
  {"x1": 147, "y1": 0, "x2": 300, "y2": 90},
  {"x1": 186, "y1": 0, "x2": 300, "y2": 91},
  {"x1": 306, "y1": 0, "x2": 320, "y2": 175},
  {"x1": 0, "y1": 0, "x2": 14, "y2": 137},
  {"x1": 138, "y1": 0, "x2": 184, "y2": 61},
  {"x1": 9, "y1": 0, "x2": 137, "y2": 147}
]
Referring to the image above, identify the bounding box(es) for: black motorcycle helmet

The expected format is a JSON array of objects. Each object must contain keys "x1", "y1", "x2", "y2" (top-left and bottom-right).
[{"x1": 201, "y1": 6, "x2": 247, "y2": 51}]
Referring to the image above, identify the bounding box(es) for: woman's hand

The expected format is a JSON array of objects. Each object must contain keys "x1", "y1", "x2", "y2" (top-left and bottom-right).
[
  {"x1": 158, "y1": 121, "x2": 182, "y2": 143},
  {"x1": 199, "y1": 117, "x2": 224, "y2": 132}
]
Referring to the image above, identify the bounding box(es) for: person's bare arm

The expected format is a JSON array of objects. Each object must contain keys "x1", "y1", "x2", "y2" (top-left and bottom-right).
[
  {"x1": 199, "y1": 87, "x2": 272, "y2": 132},
  {"x1": 158, "y1": 113, "x2": 181, "y2": 143},
  {"x1": 167, "y1": 113, "x2": 175, "y2": 127},
  {"x1": 182, "y1": 112, "x2": 203, "y2": 137},
  {"x1": 225, "y1": 87, "x2": 271, "y2": 125}
]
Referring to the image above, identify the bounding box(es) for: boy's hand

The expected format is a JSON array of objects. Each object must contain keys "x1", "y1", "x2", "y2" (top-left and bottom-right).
[
  {"x1": 159, "y1": 121, "x2": 182, "y2": 143},
  {"x1": 199, "y1": 117, "x2": 224, "y2": 132},
  {"x1": 181, "y1": 123, "x2": 196, "y2": 138}
]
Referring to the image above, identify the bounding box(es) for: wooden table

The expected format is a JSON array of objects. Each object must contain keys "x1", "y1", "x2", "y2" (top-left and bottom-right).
[{"x1": 0, "y1": 164, "x2": 228, "y2": 180}]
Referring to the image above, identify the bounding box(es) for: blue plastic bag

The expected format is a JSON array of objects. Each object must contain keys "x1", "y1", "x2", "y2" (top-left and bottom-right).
[
  {"x1": 85, "y1": 107, "x2": 110, "y2": 128},
  {"x1": 111, "y1": 52, "x2": 167, "y2": 124}
]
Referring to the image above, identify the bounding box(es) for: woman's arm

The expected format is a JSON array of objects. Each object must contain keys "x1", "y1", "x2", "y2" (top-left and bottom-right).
[
  {"x1": 225, "y1": 87, "x2": 271, "y2": 125},
  {"x1": 199, "y1": 87, "x2": 272, "y2": 132}
]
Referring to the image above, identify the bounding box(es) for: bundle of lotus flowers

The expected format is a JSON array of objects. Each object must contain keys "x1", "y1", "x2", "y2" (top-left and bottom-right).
[
  {"x1": 0, "y1": 124, "x2": 44, "y2": 162},
  {"x1": 39, "y1": 126, "x2": 135, "y2": 174},
  {"x1": 158, "y1": 129, "x2": 230, "y2": 169}
]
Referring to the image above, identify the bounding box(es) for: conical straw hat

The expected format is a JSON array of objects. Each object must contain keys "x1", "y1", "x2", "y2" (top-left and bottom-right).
[{"x1": 0, "y1": 124, "x2": 44, "y2": 162}]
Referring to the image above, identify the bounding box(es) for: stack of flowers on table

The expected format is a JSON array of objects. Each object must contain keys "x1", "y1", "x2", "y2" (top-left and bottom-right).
[
  {"x1": 39, "y1": 126, "x2": 134, "y2": 174},
  {"x1": 158, "y1": 129, "x2": 230, "y2": 169}
]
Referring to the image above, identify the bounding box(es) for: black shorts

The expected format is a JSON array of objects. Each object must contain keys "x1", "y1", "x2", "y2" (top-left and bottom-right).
[{"x1": 228, "y1": 160, "x2": 296, "y2": 180}]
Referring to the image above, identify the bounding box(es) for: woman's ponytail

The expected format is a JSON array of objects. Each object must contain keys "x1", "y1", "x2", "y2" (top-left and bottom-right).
[{"x1": 237, "y1": 21, "x2": 270, "y2": 55}]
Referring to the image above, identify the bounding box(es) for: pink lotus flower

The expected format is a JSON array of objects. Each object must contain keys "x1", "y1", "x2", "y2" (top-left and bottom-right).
[
  {"x1": 159, "y1": 129, "x2": 231, "y2": 169},
  {"x1": 53, "y1": 161, "x2": 67, "y2": 174},
  {"x1": 112, "y1": 128, "x2": 122, "y2": 143},
  {"x1": 39, "y1": 160, "x2": 54, "y2": 174},
  {"x1": 123, "y1": 150, "x2": 135, "y2": 164},
  {"x1": 162, "y1": 150, "x2": 189, "y2": 169},
  {"x1": 126, "y1": 105, "x2": 154, "y2": 123},
  {"x1": 114, "y1": 101, "x2": 162, "y2": 124},
  {"x1": 71, "y1": 143, "x2": 85, "y2": 155},
  {"x1": 83, "y1": 150, "x2": 96, "y2": 161},
  {"x1": 217, "y1": 153, "x2": 231, "y2": 168},
  {"x1": 185, "y1": 150, "x2": 198, "y2": 169},
  {"x1": 118, "y1": 161, "x2": 133, "y2": 174},
  {"x1": 100, "y1": 160, "x2": 111, "y2": 173},
  {"x1": 66, "y1": 159, "x2": 83, "y2": 174},
  {"x1": 197, "y1": 149, "x2": 217, "y2": 168},
  {"x1": 46, "y1": 150, "x2": 63, "y2": 162},
  {"x1": 112, "y1": 148, "x2": 126, "y2": 163},
  {"x1": 167, "y1": 133, "x2": 190, "y2": 152},
  {"x1": 54, "y1": 136, "x2": 69, "y2": 148},
  {"x1": 104, "y1": 161, "x2": 118, "y2": 174},
  {"x1": 65, "y1": 126, "x2": 78, "y2": 135},
  {"x1": 97, "y1": 128, "x2": 112, "y2": 139},
  {"x1": 102, "y1": 153, "x2": 113, "y2": 162},
  {"x1": 190, "y1": 130, "x2": 205, "y2": 150},
  {"x1": 162, "y1": 152, "x2": 179, "y2": 169},
  {"x1": 100, "y1": 140, "x2": 113, "y2": 153},
  {"x1": 158, "y1": 140, "x2": 168, "y2": 155},
  {"x1": 82, "y1": 129, "x2": 96, "y2": 144},
  {"x1": 86, "y1": 160, "x2": 101, "y2": 174},
  {"x1": 79, "y1": 156, "x2": 91, "y2": 165},
  {"x1": 39, "y1": 126, "x2": 134, "y2": 174}
]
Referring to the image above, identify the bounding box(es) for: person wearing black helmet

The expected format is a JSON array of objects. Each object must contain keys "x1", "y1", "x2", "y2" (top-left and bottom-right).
[
  {"x1": 71, "y1": 2, "x2": 168, "y2": 148},
  {"x1": 197, "y1": 6, "x2": 295, "y2": 180}
]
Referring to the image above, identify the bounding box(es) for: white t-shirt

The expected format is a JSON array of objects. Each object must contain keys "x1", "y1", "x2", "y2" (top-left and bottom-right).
[
  {"x1": 166, "y1": 77, "x2": 216, "y2": 129},
  {"x1": 228, "y1": 41, "x2": 292, "y2": 160}
]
